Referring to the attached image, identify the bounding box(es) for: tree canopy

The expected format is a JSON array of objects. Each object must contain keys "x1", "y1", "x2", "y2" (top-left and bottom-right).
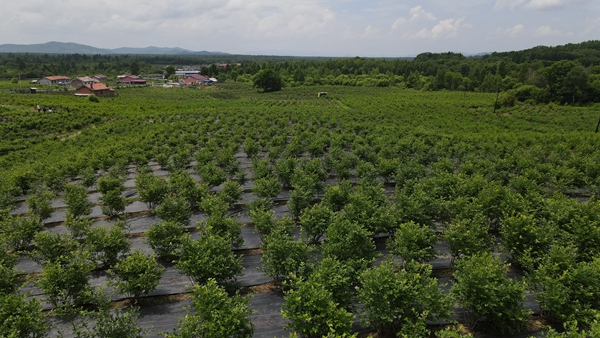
[{"x1": 252, "y1": 69, "x2": 283, "y2": 92}]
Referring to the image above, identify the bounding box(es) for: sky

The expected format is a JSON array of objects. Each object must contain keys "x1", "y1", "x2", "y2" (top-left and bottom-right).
[{"x1": 2, "y1": 0, "x2": 599, "y2": 57}]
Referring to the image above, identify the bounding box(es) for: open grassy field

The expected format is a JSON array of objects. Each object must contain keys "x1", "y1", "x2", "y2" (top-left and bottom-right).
[{"x1": 1, "y1": 82, "x2": 600, "y2": 337}]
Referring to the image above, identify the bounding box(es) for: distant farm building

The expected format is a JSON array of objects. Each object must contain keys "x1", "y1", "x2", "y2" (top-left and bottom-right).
[
  {"x1": 39, "y1": 76, "x2": 70, "y2": 86},
  {"x1": 176, "y1": 70, "x2": 200, "y2": 76},
  {"x1": 70, "y1": 76, "x2": 100, "y2": 88},
  {"x1": 182, "y1": 74, "x2": 209, "y2": 85},
  {"x1": 93, "y1": 74, "x2": 108, "y2": 83},
  {"x1": 120, "y1": 75, "x2": 146, "y2": 85},
  {"x1": 75, "y1": 83, "x2": 115, "y2": 97}
]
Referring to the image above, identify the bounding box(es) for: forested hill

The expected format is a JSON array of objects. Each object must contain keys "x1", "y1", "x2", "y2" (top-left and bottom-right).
[
  {"x1": 482, "y1": 40, "x2": 600, "y2": 65},
  {"x1": 1, "y1": 40, "x2": 599, "y2": 105}
]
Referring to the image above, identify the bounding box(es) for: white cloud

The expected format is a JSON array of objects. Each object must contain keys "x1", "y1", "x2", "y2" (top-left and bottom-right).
[
  {"x1": 533, "y1": 25, "x2": 562, "y2": 36},
  {"x1": 524, "y1": 0, "x2": 591, "y2": 11},
  {"x1": 364, "y1": 25, "x2": 380, "y2": 37},
  {"x1": 581, "y1": 17, "x2": 600, "y2": 35},
  {"x1": 391, "y1": 17, "x2": 407, "y2": 30},
  {"x1": 392, "y1": 5, "x2": 437, "y2": 30},
  {"x1": 408, "y1": 6, "x2": 438, "y2": 22},
  {"x1": 494, "y1": 0, "x2": 527, "y2": 10},
  {"x1": 494, "y1": 0, "x2": 591, "y2": 11},
  {"x1": 0, "y1": 0, "x2": 598, "y2": 57},
  {"x1": 505, "y1": 24, "x2": 524, "y2": 36},
  {"x1": 410, "y1": 17, "x2": 471, "y2": 39}
]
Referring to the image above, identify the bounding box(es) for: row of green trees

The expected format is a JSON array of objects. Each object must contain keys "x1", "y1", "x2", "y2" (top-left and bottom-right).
[
  {"x1": 1, "y1": 82, "x2": 599, "y2": 336},
  {"x1": 2, "y1": 40, "x2": 600, "y2": 103}
]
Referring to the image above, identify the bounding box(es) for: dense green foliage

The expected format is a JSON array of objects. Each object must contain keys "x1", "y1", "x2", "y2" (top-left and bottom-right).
[
  {"x1": 0, "y1": 293, "x2": 48, "y2": 338},
  {"x1": 164, "y1": 279, "x2": 254, "y2": 338},
  {"x1": 108, "y1": 250, "x2": 165, "y2": 298},
  {"x1": 357, "y1": 260, "x2": 452, "y2": 337},
  {"x1": 0, "y1": 63, "x2": 599, "y2": 336},
  {"x1": 452, "y1": 253, "x2": 530, "y2": 334}
]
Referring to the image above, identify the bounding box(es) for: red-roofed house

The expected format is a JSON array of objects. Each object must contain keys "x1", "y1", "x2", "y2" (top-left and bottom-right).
[
  {"x1": 182, "y1": 74, "x2": 209, "y2": 85},
  {"x1": 121, "y1": 75, "x2": 146, "y2": 85},
  {"x1": 39, "y1": 76, "x2": 70, "y2": 85},
  {"x1": 75, "y1": 83, "x2": 115, "y2": 97}
]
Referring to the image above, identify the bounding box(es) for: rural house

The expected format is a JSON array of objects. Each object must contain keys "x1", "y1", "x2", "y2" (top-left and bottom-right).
[
  {"x1": 93, "y1": 74, "x2": 108, "y2": 82},
  {"x1": 70, "y1": 76, "x2": 100, "y2": 88},
  {"x1": 74, "y1": 83, "x2": 115, "y2": 97},
  {"x1": 182, "y1": 74, "x2": 209, "y2": 85},
  {"x1": 120, "y1": 75, "x2": 146, "y2": 85},
  {"x1": 39, "y1": 76, "x2": 70, "y2": 85}
]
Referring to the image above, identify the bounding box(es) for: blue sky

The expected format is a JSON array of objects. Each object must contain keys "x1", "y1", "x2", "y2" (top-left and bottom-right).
[{"x1": 2, "y1": 0, "x2": 598, "y2": 57}]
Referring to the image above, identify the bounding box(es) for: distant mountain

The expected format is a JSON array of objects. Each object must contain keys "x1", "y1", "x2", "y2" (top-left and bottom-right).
[
  {"x1": 0, "y1": 41, "x2": 110, "y2": 54},
  {"x1": 0, "y1": 41, "x2": 229, "y2": 55}
]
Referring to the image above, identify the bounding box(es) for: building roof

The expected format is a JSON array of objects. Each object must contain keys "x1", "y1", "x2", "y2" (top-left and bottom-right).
[
  {"x1": 93, "y1": 74, "x2": 107, "y2": 79},
  {"x1": 43, "y1": 76, "x2": 70, "y2": 81},
  {"x1": 73, "y1": 76, "x2": 99, "y2": 83},
  {"x1": 122, "y1": 75, "x2": 143, "y2": 80},
  {"x1": 77, "y1": 83, "x2": 115, "y2": 92},
  {"x1": 186, "y1": 74, "x2": 208, "y2": 80}
]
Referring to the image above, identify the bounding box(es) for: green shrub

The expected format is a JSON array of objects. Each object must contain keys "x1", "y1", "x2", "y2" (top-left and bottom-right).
[
  {"x1": 79, "y1": 166, "x2": 97, "y2": 188},
  {"x1": 0, "y1": 293, "x2": 48, "y2": 338},
  {"x1": 155, "y1": 194, "x2": 191, "y2": 226},
  {"x1": 357, "y1": 260, "x2": 452, "y2": 337},
  {"x1": 387, "y1": 221, "x2": 438, "y2": 263},
  {"x1": 500, "y1": 214, "x2": 554, "y2": 272},
  {"x1": 260, "y1": 227, "x2": 312, "y2": 283},
  {"x1": 72, "y1": 289, "x2": 148, "y2": 338},
  {"x1": 64, "y1": 183, "x2": 91, "y2": 217},
  {"x1": 202, "y1": 215, "x2": 243, "y2": 248},
  {"x1": 164, "y1": 279, "x2": 254, "y2": 338},
  {"x1": 108, "y1": 250, "x2": 165, "y2": 298},
  {"x1": 198, "y1": 193, "x2": 228, "y2": 218},
  {"x1": 86, "y1": 222, "x2": 131, "y2": 267},
  {"x1": 31, "y1": 231, "x2": 80, "y2": 265},
  {"x1": 101, "y1": 189, "x2": 128, "y2": 217},
  {"x1": 322, "y1": 181, "x2": 353, "y2": 212},
  {"x1": 197, "y1": 163, "x2": 226, "y2": 187},
  {"x1": 252, "y1": 176, "x2": 281, "y2": 198},
  {"x1": 37, "y1": 250, "x2": 95, "y2": 316},
  {"x1": 220, "y1": 180, "x2": 243, "y2": 206},
  {"x1": 175, "y1": 230, "x2": 242, "y2": 285},
  {"x1": 250, "y1": 208, "x2": 276, "y2": 242},
  {"x1": 145, "y1": 220, "x2": 185, "y2": 259},
  {"x1": 1, "y1": 214, "x2": 44, "y2": 250},
  {"x1": 452, "y1": 252, "x2": 530, "y2": 334},
  {"x1": 168, "y1": 170, "x2": 204, "y2": 209},
  {"x1": 282, "y1": 275, "x2": 355, "y2": 338},
  {"x1": 28, "y1": 186, "x2": 55, "y2": 221},
  {"x1": 64, "y1": 214, "x2": 92, "y2": 240},
  {"x1": 322, "y1": 218, "x2": 378, "y2": 274},
  {"x1": 299, "y1": 203, "x2": 334, "y2": 244},
  {"x1": 532, "y1": 245, "x2": 600, "y2": 324},
  {"x1": 135, "y1": 172, "x2": 168, "y2": 210},
  {"x1": 444, "y1": 213, "x2": 492, "y2": 261}
]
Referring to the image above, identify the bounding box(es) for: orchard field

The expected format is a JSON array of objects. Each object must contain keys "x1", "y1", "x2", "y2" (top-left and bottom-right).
[{"x1": 1, "y1": 81, "x2": 600, "y2": 337}]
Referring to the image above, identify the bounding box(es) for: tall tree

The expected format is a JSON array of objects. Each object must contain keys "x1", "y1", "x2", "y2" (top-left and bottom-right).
[{"x1": 252, "y1": 69, "x2": 283, "y2": 92}]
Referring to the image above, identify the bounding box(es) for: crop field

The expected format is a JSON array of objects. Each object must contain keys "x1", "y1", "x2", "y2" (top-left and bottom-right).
[{"x1": 1, "y1": 81, "x2": 600, "y2": 337}]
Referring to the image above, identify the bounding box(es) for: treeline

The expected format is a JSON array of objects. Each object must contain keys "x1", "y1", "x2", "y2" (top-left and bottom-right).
[{"x1": 1, "y1": 40, "x2": 600, "y2": 104}]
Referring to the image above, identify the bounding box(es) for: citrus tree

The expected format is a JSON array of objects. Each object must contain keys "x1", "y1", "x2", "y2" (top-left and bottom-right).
[{"x1": 164, "y1": 279, "x2": 254, "y2": 338}]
